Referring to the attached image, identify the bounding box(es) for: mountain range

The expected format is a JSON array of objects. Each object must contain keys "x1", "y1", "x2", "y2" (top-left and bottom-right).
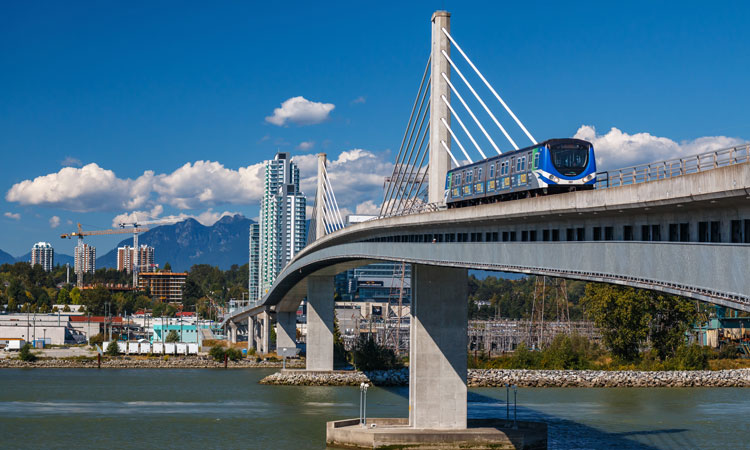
[{"x1": 1, "y1": 214, "x2": 255, "y2": 272}]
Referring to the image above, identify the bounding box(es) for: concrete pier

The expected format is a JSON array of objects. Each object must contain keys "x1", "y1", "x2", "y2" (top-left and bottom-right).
[
  {"x1": 248, "y1": 316, "x2": 255, "y2": 351},
  {"x1": 410, "y1": 264, "x2": 468, "y2": 429},
  {"x1": 260, "y1": 311, "x2": 270, "y2": 355},
  {"x1": 276, "y1": 311, "x2": 296, "y2": 349},
  {"x1": 306, "y1": 275, "x2": 334, "y2": 371}
]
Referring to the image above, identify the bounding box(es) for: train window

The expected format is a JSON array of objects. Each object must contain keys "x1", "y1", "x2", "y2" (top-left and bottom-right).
[
  {"x1": 477, "y1": 167, "x2": 482, "y2": 180},
  {"x1": 552, "y1": 229, "x2": 560, "y2": 241},
  {"x1": 576, "y1": 227, "x2": 585, "y2": 241},
  {"x1": 467, "y1": 170, "x2": 473, "y2": 183},
  {"x1": 624, "y1": 226, "x2": 634, "y2": 241},
  {"x1": 510, "y1": 231, "x2": 517, "y2": 242},
  {"x1": 593, "y1": 227, "x2": 602, "y2": 241},
  {"x1": 510, "y1": 158, "x2": 515, "y2": 173},
  {"x1": 543, "y1": 229, "x2": 550, "y2": 241},
  {"x1": 516, "y1": 158, "x2": 522, "y2": 172},
  {"x1": 641, "y1": 225, "x2": 651, "y2": 241},
  {"x1": 533, "y1": 152, "x2": 540, "y2": 169},
  {"x1": 605, "y1": 227, "x2": 614, "y2": 241},
  {"x1": 489, "y1": 164, "x2": 495, "y2": 178},
  {"x1": 455, "y1": 173, "x2": 461, "y2": 185},
  {"x1": 529, "y1": 230, "x2": 537, "y2": 241},
  {"x1": 566, "y1": 228, "x2": 574, "y2": 241},
  {"x1": 698, "y1": 222, "x2": 708, "y2": 242},
  {"x1": 502, "y1": 231, "x2": 509, "y2": 242},
  {"x1": 731, "y1": 220, "x2": 741, "y2": 243}
]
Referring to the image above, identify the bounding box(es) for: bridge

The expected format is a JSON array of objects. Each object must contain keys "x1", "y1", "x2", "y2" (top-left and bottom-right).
[{"x1": 225, "y1": 10, "x2": 750, "y2": 446}]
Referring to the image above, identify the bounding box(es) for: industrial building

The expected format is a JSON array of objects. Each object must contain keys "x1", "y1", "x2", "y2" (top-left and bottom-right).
[
  {"x1": 138, "y1": 272, "x2": 187, "y2": 303},
  {"x1": 30, "y1": 242, "x2": 54, "y2": 272},
  {"x1": 117, "y1": 244, "x2": 155, "y2": 274}
]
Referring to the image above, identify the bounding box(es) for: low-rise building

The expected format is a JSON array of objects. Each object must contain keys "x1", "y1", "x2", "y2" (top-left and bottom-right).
[{"x1": 138, "y1": 272, "x2": 187, "y2": 303}]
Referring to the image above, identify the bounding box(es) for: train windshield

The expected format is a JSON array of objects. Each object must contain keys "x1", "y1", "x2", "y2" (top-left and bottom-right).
[{"x1": 550, "y1": 143, "x2": 589, "y2": 176}]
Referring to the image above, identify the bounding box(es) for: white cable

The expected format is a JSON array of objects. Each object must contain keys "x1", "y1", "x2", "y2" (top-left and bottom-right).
[
  {"x1": 441, "y1": 49, "x2": 519, "y2": 150},
  {"x1": 441, "y1": 117, "x2": 472, "y2": 163},
  {"x1": 441, "y1": 94, "x2": 486, "y2": 159},
  {"x1": 442, "y1": 72, "x2": 501, "y2": 155},
  {"x1": 324, "y1": 167, "x2": 345, "y2": 229},
  {"x1": 442, "y1": 27, "x2": 537, "y2": 145},
  {"x1": 321, "y1": 183, "x2": 341, "y2": 232},
  {"x1": 440, "y1": 140, "x2": 459, "y2": 167}
]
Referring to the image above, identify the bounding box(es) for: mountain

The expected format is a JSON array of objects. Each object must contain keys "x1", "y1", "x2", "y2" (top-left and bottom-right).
[
  {"x1": 11, "y1": 251, "x2": 74, "y2": 267},
  {"x1": 0, "y1": 249, "x2": 15, "y2": 265},
  {"x1": 97, "y1": 214, "x2": 255, "y2": 272}
]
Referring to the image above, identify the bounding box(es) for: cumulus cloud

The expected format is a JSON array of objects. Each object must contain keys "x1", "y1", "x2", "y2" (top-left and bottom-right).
[
  {"x1": 574, "y1": 125, "x2": 744, "y2": 170},
  {"x1": 351, "y1": 96, "x2": 366, "y2": 105},
  {"x1": 4, "y1": 212, "x2": 20, "y2": 220},
  {"x1": 5, "y1": 163, "x2": 153, "y2": 212},
  {"x1": 296, "y1": 149, "x2": 392, "y2": 214},
  {"x1": 297, "y1": 141, "x2": 315, "y2": 150},
  {"x1": 265, "y1": 96, "x2": 335, "y2": 126},
  {"x1": 49, "y1": 216, "x2": 60, "y2": 228},
  {"x1": 61, "y1": 156, "x2": 82, "y2": 167},
  {"x1": 355, "y1": 200, "x2": 380, "y2": 215}
]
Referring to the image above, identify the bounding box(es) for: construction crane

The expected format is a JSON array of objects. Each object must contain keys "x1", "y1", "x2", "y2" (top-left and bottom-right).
[
  {"x1": 61, "y1": 223, "x2": 149, "y2": 287},
  {"x1": 118, "y1": 217, "x2": 180, "y2": 286}
]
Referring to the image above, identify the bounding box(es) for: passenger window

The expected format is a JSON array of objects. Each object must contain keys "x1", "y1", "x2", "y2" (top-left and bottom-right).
[
  {"x1": 533, "y1": 153, "x2": 540, "y2": 169},
  {"x1": 489, "y1": 164, "x2": 495, "y2": 178},
  {"x1": 477, "y1": 168, "x2": 482, "y2": 180}
]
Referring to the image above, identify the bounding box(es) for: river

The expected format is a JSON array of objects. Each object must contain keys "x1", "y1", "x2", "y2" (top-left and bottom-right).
[{"x1": 0, "y1": 369, "x2": 747, "y2": 449}]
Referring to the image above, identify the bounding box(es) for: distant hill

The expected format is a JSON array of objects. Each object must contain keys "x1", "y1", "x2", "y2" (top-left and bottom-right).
[
  {"x1": 0, "y1": 249, "x2": 15, "y2": 265},
  {"x1": 97, "y1": 214, "x2": 255, "y2": 272}
]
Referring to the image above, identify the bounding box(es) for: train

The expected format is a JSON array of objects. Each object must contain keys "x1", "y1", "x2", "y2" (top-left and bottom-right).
[{"x1": 445, "y1": 138, "x2": 596, "y2": 207}]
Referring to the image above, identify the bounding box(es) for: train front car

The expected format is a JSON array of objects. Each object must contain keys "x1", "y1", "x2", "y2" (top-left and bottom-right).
[{"x1": 534, "y1": 138, "x2": 596, "y2": 193}]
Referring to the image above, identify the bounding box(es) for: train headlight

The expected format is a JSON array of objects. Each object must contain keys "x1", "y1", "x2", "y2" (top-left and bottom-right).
[
  {"x1": 549, "y1": 174, "x2": 560, "y2": 183},
  {"x1": 582, "y1": 173, "x2": 595, "y2": 182}
]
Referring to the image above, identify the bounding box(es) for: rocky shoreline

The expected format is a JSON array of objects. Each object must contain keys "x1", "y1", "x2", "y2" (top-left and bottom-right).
[
  {"x1": 260, "y1": 367, "x2": 750, "y2": 388},
  {"x1": 0, "y1": 356, "x2": 304, "y2": 369}
]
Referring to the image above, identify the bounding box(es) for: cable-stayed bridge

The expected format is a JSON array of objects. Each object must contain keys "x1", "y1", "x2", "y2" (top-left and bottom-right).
[{"x1": 225, "y1": 10, "x2": 750, "y2": 444}]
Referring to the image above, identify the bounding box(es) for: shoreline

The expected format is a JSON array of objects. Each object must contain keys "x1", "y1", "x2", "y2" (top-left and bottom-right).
[
  {"x1": 0, "y1": 356, "x2": 304, "y2": 369},
  {"x1": 260, "y1": 367, "x2": 750, "y2": 388}
]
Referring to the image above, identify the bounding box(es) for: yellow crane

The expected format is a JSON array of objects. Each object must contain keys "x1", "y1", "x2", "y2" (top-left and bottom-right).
[{"x1": 61, "y1": 223, "x2": 149, "y2": 287}]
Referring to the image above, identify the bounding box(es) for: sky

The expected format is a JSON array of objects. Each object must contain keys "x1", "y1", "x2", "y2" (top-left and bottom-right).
[{"x1": 1, "y1": 1, "x2": 749, "y2": 256}]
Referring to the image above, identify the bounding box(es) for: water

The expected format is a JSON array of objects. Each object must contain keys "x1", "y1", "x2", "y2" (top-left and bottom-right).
[{"x1": 0, "y1": 369, "x2": 747, "y2": 449}]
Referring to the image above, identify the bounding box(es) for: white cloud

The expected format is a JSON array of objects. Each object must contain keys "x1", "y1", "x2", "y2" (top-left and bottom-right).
[
  {"x1": 265, "y1": 96, "x2": 335, "y2": 126},
  {"x1": 112, "y1": 206, "x2": 236, "y2": 228},
  {"x1": 297, "y1": 141, "x2": 315, "y2": 151},
  {"x1": 61, "y1": 156, "x2": 82, "y2": 167},
  {"x1": 5, "y1": 163, "x2": 153, "y2": 212},
  {"x1": 4, "y1": 212, "x2": 20, "y2": 220},
  {"x1": 351, "y1": 96, "x2": 366, "y2": 105},
  {"x1": 574, "y1": 125, "x2": 744, "y2": 170},
  {"x1": 49, "y1": 216, "x2": 60, "y2": 228},
  {"x1": 355, "y1": 200, "x2": 380, "y2": 215},
  {"x1": 296, "y1": 149, "x2": 392, "y2": 215}
]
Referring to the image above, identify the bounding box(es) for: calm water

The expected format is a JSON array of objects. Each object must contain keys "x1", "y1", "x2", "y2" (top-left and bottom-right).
[{"x1": 0, "y1": 369, "x2": 747, "y2": 449}]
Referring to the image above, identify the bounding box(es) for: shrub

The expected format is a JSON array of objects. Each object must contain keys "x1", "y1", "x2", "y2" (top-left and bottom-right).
[
  {"x1": 670, "y1": 344, "x2": 710, "y2": 370},
  {"x1": 247, "y1": 347, "x2": 256, "y2": 356},
  {"x1": 209, "y1": 345, "x2": 226, "y2": 362},
  {"x1": 105, "y1": 341, "x2": 119, "y2": 356},
  {"x1": 718, "y1": 344, "x2": 739, "y2": 360},
  {"x1": 226, "y1": 347, "x2": 243, "y2": 361},
  {"x1": 507, "y1": 343, "x2": 541, "y2": 369},
  {"x1": 351, "y1": 335, "x2": 401, "y2": 371},
  {"x1": 19, "y1": 343, "x2": 37, "y2": 362},
  {"x1": 165, "y1": 330, "x2": 180, "y2": 343}
]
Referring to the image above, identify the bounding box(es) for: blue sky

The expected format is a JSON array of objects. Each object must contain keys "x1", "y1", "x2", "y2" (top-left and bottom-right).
[{"x1": 1, "y1": 1, "x2": 749, "y2": 257}]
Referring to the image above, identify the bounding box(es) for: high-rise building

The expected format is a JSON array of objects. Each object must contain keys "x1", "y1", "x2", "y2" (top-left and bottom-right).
[
  {"x1": 248, "y1": 223, "x2": 260, "y2": 303},
  {"x1": 138, "y1": 272, "x2": 187, "y2": 303},
  {"x1": 30, "y1": 242, "x2": 54, "y2": 272},
  {"x1": 74, "y1": 242, "x2": 96, "y2": 275},
  {"x1": 255, "y1": 152, "x2": 307, "y2": 300},
  {"x1": 117, "y1": 245, "x2": 155, "y2": 274}
]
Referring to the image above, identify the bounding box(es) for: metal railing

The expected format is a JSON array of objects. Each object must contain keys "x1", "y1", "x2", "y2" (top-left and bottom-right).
[{"x1": 595, "y1": 143, "x2": 750, "y2": 189}]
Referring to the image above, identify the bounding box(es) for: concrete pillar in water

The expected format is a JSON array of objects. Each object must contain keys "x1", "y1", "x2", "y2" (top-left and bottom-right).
[
  {"x1": 306, "y1": 275, "x2": 334, "y2": 371},
  {"x1": 409, "y1": 264, "x2": 468, "y2": 429},
  {"x1": 228, "y1": 321, "x2": 238, "y2": 344},
  {"x1": 261, "y1": 311, "x2": 270, "y2": 355},
  {"x1": 428, "y1": 11, "x2": 451, "y2": 205},
  {"x1": 276, "y1": 311, "x2": 297, "y2": 349}
]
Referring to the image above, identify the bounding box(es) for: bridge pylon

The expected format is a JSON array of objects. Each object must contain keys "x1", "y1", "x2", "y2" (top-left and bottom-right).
[{"x1": 429, "y1": 11, "x2": 451, "y2": 205}]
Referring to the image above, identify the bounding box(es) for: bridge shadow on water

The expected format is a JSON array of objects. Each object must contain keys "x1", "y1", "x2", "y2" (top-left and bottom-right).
[{"x1": 379, "y1": 386, "x2": 696, "y2": 450}]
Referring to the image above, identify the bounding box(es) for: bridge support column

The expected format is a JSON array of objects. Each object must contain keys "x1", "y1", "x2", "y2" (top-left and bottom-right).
[
  {"x1": 409, "y1": 264, "x2": 467, "y2": 429},
  {"x1": 247, "y1": 317, "x2": 255, "y2": 352},
  {"x1": 260, "y1": 311, "x2": 270, "y2": 355},
  {"x1": 306, "y1": 275, "x2": 334, "y2": 371},
  {"x1": 276, "y1": 311, "x2": 297, "y2": 350},
  {"x1": 228, "y1": 321, "x2": 238, "y2": 344}
]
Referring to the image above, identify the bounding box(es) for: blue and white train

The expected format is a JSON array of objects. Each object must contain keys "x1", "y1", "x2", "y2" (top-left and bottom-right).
[{"x1": 445, "y1": 138, "x2": 596, "y2": 207}]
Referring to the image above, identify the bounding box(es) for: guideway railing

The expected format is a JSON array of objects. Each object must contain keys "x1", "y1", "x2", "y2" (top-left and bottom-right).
[{"x1": 595, "y1": 143, "x2": 750, "y2": 189}]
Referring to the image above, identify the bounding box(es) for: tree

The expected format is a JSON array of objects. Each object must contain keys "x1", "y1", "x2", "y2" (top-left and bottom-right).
[
  {"x1": 332, "y1": 315, "x2": 348, "y2": 367},
  {"x1": 81, "y1": 286, "x2": 112, "y2": 315},
  {"x1": 19, "y1": 343, "x2": 37, "y2": 362},
  {"x1": 57, "y1": 287, "x2": 70, "y2": 305},
  {"x1": 105, "y1": 341, "x2": 119, "y2": 356},
  {"x1": 581, "y1": 284, "x2": 651, "y2": 361},
  {"x1": 648, "y1": 293, "x2": 697, "y2": 360},
  {"x1": 163, "y1": 262, "x2": 172, "y2": 272},
  {"x1": 209, "y1": 345, "x2": 226, "y2": 361},
  {"x1": 351, "y1": 335, "x2": 400, "y2": 371},
  {"x1": 165, "y1": 330, "x2": 180, "y2": 343},
  {"x1": 69, "y1": 287, "x2": 82, "y2": 305}
]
